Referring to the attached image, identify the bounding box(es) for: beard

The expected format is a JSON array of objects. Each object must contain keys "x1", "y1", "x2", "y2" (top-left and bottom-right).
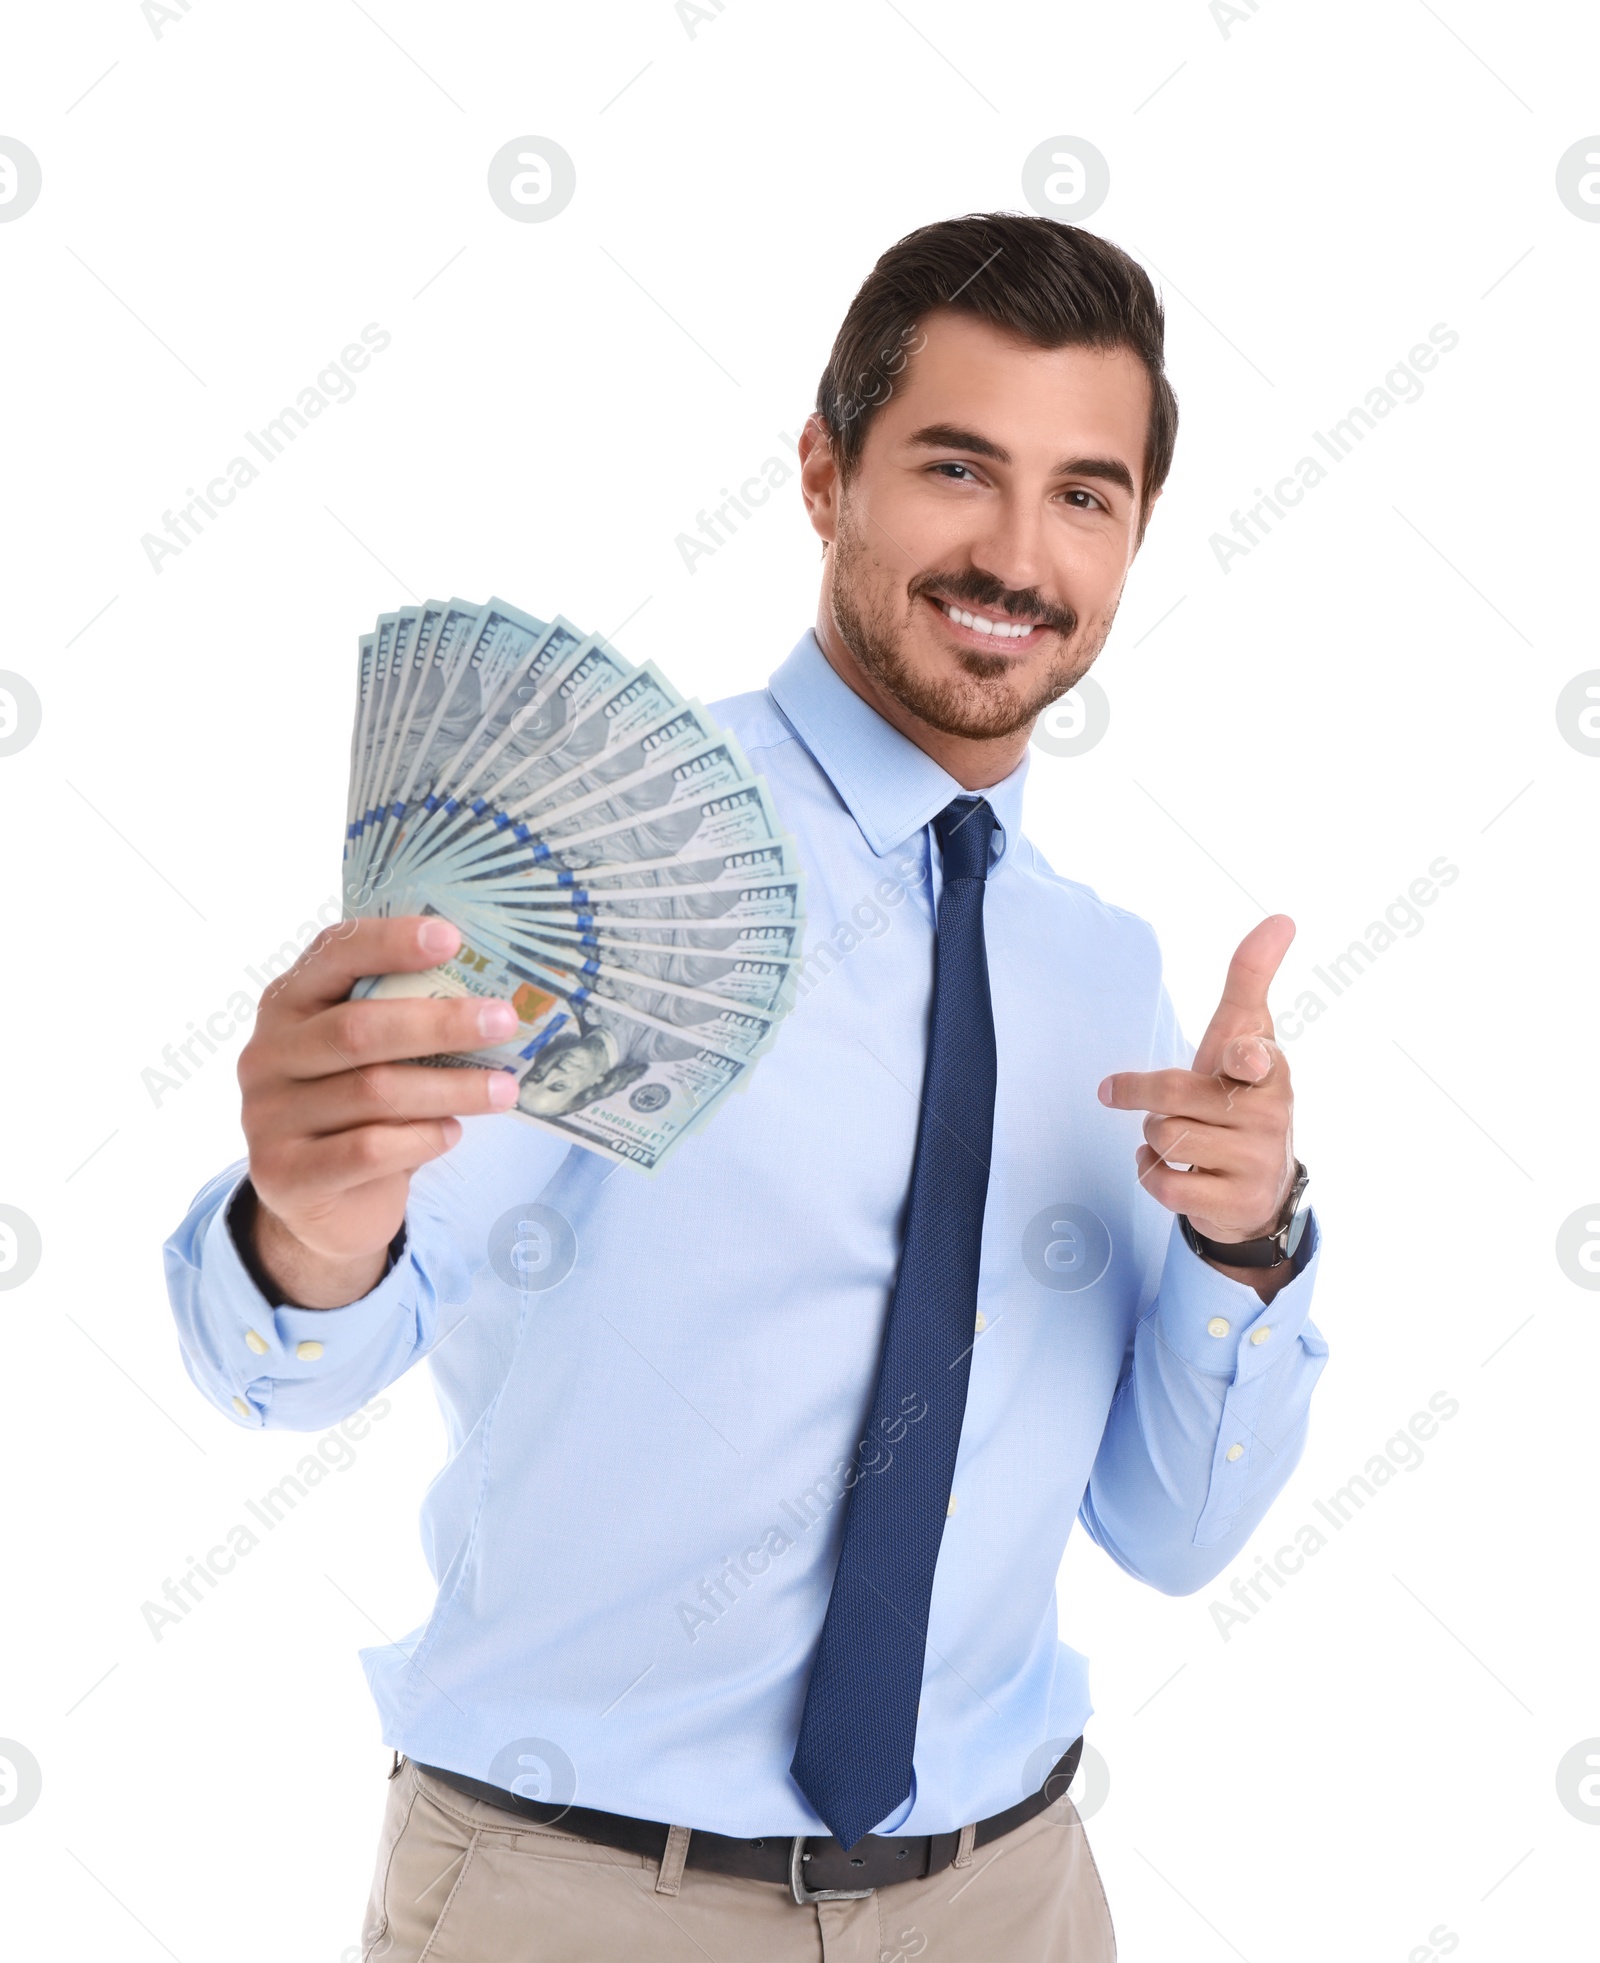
[{"x1": 828, "y1": 495, "x2": 1116, "y2": 741}]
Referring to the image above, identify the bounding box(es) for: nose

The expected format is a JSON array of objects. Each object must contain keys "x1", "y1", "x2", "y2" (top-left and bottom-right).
[{"x1": 965, "y1": 492, "x2": 1054, "y2": 607}]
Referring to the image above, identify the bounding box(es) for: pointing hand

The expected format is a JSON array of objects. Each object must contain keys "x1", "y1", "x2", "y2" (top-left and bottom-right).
[{"x1": 1096, "y1": 915, "x2": 1298, "y2": 1249}]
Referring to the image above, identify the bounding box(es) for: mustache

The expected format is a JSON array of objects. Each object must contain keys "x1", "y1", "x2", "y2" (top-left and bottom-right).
[{"x1": 910, "y1": 569, "x2": 1076, "y2": 637}]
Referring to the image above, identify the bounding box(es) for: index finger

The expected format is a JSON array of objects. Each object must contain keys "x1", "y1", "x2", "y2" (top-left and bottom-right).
[
  {"x1": 1098, "y1": 1066, "x2": 1238, "y2": 1119},
  {"x1": 268, "y1": 915, "x2": 462, "y2": 1015}
]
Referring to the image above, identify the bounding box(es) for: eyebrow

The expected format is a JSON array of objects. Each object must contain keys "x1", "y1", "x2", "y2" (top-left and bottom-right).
[{"x1": 904, "y1": 422, "x2": 1137, "y2": 499}]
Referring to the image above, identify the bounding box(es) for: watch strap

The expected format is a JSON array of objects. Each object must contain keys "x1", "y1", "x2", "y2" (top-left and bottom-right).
[{"x1": 1180, "y1": 1161, "x2": 1309, "y2": 1270}]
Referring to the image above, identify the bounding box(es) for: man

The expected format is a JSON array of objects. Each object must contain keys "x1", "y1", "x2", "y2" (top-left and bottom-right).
[{"x1": 166, "y1": 212, "x2": 1326, "y2": 1961}]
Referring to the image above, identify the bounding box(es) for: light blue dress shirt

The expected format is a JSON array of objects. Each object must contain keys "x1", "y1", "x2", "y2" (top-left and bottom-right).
[{"x1": 164, "y1": 629, "x2": 1327, "y2": 1839}]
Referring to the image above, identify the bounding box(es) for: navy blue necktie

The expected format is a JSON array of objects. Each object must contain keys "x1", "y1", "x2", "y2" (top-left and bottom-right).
[{"x1": 791, "y1": 796, "x2": 999, "y2": 1852}]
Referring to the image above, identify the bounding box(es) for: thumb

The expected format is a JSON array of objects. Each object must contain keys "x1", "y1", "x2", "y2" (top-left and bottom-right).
[{"x1": 1191, "y1": 914, "x2": 1295, "y2": 1078}]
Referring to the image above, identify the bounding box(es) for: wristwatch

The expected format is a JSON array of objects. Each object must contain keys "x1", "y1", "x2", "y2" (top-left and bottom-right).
[{"x1": 1180, "y1": 1160, "x2": 1311, "y2": 1271}]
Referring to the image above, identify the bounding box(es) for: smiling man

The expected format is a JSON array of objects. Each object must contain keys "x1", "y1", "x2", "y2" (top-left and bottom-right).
[{"x1": 165, "y1": 212, "x2": 1326, "y2": 1962}]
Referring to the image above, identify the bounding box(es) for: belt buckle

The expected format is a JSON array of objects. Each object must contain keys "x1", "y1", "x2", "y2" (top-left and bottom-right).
[{"x1": 789, "y1": 1835, "x2": 875, "y2": 1906}]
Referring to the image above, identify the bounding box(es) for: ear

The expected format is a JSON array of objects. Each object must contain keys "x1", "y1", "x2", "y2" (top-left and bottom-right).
[{"x1": 799, "y1": 412, "x2": 842, "y2": 547}]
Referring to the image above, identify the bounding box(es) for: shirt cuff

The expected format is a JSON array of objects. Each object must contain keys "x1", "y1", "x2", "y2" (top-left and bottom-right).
[
  {"x1": 204, "y1": 1174, "x2": 421, "y2": 1426},
  {"x1": 1148, "y1": 1208, "x2": 1325, "y2": 1546},
  {"x1": 1151, "y1": 1205, "x2": 1323, "y2": 1382}
]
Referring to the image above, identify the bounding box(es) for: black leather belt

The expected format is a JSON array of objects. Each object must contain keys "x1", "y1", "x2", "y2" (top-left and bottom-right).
[{"x1": 412, "y1": 1736, "x2": 1083, "y2": 1903}]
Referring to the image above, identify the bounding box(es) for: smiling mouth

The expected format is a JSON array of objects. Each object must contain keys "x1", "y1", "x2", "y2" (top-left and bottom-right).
[{"x1": 921, "y1": 590, "x2": 1052, "y2": 649}]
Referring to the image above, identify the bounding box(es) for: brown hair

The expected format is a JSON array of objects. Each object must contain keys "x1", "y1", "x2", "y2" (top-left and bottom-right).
[{"x1": 816, "y1": 213, "x2": 1178, "y2": 535}]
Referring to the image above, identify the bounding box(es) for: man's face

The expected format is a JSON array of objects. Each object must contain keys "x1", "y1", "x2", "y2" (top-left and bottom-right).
[
  {"x1": 518, "y1": 1039, "x2": 607, "y2": 1114},
  {"x1": 808, "y1": 308, "x2": 1155, "y2": 742}
]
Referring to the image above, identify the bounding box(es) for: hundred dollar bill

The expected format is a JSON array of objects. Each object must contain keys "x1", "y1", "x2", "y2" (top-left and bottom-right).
[
  {"x1": 358, "y1": 605, "x2": 430, "y2": 869},
  {"x1": 504, "y1": 699, "x2": 732, "y2": 831},
  {"x1": 466, "y1": 662, "x2": 680, "y2": 814},
  {"x1": 487, "y1": 927, "x2": 797, "y2": 1015},
  {"x1": 416, "y1": 695, "x2": 732, "y2": 894},
  {"x1": 389, "y1": 785, "x2": 789, "y2": 920},
  {"x1": 359, "y1": 593, "x2": 567, "y2": 886},
  {"x1": 361, "y1": 600, "x2": 591, "y2": 902},
  {"x1": 356, "y1": 904, "x2": 783, "y2": 1049},
  {"x1": 356, "y1": 945, "x2": 763, "y2": 1171},
  {"x1": 351, "y1": 598, "x2": 469, "y2": 866},
  {"x1": 392, "y1": 659, "x2": 682, "y2": 892},
  {"x1": 438, "y1": 741, "x2": 761, "y2": 890},
  {"x1": 345, "y1": 604, "x2": 431, "y2": 891},
  {"x1": 348, "y1": 598, "x2": 486, "y2": 900},
  {"x1": 440, "y1": 906, "x2": 795, "y2": 1038},
  {"x1": 395, "y1": 831, "x2": 799, "y2": 910},
  {"x1": 380, "y1": 633, "x2": 647, "y2": 899},
  {"x1": 412, "y1": 599, "x2": 567, "y2": 814},
  {"x1": 463, "y1": 916, "x2": 804, "y2": 962},
  {"x1": 431, "y1": 631, "x2": 639, "y2": 814},
  {"x1": 354, "y1": 599, "x2": 444, "y2": 859},
  {"x1": 349, "y1": 614, "x2": 394, "y2": 846},
  {"x1": 492, "y1": 841, "x2": 803, "y2": 899},
  {"x1": 354, "y1": 596, "x2": 521, "y2": 894},
  {"x1": 377, "y1": 615, "x2": 593, "y2": 893},
  {"x1": 507, "y1": 1016, "x2": 752, "y2": 1170},
  {"x1": 366, "y1": 609, "x2": 410, "y2": 773},
  {"x1": 453, "y1": 874, "x2": 807, "y2": 945},
  {"x1": 345, "y1": 631, "x2": 379, "y2": 844},
  {"x1": 352, "y1": 615, "x2": 404, "y2": 852}
]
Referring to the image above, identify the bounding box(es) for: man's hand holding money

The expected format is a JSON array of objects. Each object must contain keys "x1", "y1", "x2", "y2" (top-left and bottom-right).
[{"x1": 238, "y1": 915, "x2": 515, "y2": 1308}]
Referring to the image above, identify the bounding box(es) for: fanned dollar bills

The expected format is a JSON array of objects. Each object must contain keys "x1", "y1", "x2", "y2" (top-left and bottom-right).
[{"x1": 341, "y1": 597, "x2": 805, "y2": 1171}]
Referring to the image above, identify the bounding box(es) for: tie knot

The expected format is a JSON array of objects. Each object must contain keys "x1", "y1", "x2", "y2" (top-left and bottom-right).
[{"x1": 933, "y1": 797, "x2": 996, "y2": 883}]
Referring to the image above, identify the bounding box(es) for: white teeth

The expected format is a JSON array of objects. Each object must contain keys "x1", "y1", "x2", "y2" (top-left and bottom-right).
[{"x1": 942, "y1": 601, "x2": 1034, "y2": 638}]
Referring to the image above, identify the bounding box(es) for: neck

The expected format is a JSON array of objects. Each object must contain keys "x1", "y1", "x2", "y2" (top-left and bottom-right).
[{"x1": 812, "y1": 606, "x2": 1032, "y2": 793}]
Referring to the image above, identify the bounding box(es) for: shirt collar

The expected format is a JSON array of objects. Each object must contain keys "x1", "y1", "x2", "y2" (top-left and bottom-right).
[{"x1": 767, "y1": 629, "x2": 1028, "y2": 868}]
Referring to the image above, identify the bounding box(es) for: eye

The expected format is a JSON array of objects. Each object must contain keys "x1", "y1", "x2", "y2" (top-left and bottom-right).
[
  {"x1": 1061, "y1": 487, "x2": 1106, "y2": 511},
  {"x1": 929, "y1": 461, "x2": 982, "y2": 483}
]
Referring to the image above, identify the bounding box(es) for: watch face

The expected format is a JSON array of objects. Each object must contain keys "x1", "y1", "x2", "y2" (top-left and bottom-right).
[{"x1": 1282, "y1": 1162, "x2": 1309, "y2": 1220}]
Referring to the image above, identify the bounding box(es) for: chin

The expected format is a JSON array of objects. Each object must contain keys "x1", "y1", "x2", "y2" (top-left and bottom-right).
[
  {"x1": 903, "y1": 671, "x2": 1041, "y2": 742},
  {"x1": 893, "y1": 650, "x2": 1046, "y2": 741}
]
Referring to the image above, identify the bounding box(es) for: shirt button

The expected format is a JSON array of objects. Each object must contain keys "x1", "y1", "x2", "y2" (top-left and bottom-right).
[
  {"x1": 1206, "y1": 1317, "x2": 1230, "y2": 1339},
  {"x1": 295, "y1": 1340, "x2": 324, "y2": 1361},
  {"x1": 1225, "y1": 1443, "x2": 1244, "y2": 1462},
  {"x1": 244, "y1": 1328, "x2": 269, "y2": 1354},
  {"x1": 947, "y1": 1494, "x2": 959, "y2": 1516},
  {"x1": 1249, "y1": 1326, "x2": 1272, "y2": 1346},
  {"x1": 231, "y1": 1396, "x2": 251, "y2": 1418},
  {"x1": 974, "y1": 1311, "x2": 986, "y2": 1334}
]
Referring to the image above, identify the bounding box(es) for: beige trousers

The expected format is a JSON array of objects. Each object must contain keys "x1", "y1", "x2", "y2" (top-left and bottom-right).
[{"x1": 362, "y1": 1760, "x2": 1116, "y2": 1962}]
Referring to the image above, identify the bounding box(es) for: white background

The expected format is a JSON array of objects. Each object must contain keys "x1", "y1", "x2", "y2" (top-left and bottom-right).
[{"x1": 2, "y1": 1, "x2": 1597, "y2": 1958}]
